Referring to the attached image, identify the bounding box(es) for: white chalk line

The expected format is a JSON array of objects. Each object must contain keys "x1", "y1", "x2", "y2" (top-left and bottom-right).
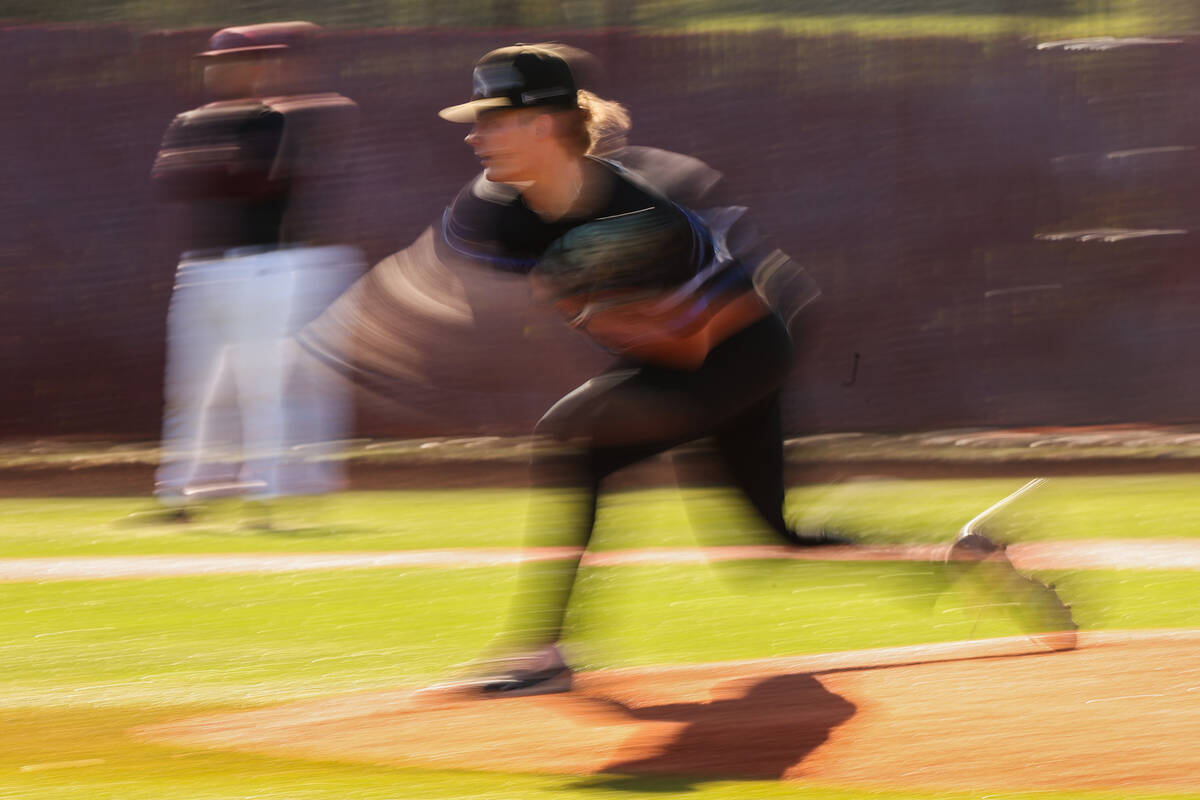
[{"x1": 1, "y1": 539, "x2": 1200, "y2": 582}]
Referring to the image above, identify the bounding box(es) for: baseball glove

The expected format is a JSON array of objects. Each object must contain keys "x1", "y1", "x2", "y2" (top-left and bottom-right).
[{"x1": 531, "y1": 204, "x2": 699, "y2": 304}]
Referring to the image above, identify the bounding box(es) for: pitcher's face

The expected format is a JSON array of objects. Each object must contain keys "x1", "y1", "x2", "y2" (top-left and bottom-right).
[{"x1": 464, "y1": 109, "x2": 542, "y2": 183}]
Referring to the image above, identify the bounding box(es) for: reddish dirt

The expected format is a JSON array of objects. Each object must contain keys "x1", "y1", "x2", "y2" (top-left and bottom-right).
[{"x1": 139, "y1": 630, "x2": 1200, "y2": 793}]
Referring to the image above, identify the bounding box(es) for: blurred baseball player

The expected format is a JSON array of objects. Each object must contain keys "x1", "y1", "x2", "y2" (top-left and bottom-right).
[
  {"x1": 431, "y1": 43, "x2": 846, "y2": 697},
  {"x1": 147, "y1": 22, "x2": 363, "y2": 523}
]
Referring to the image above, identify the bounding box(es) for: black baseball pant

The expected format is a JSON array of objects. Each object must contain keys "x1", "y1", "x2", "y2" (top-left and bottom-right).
[{"x1": 503, "y1": 311, "x2": 801, "y2": 647}]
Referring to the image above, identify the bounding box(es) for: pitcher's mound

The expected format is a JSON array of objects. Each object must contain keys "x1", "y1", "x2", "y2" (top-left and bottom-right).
[{"x1": 139, "y1": 630, "x2": 1200, "y2": 792}]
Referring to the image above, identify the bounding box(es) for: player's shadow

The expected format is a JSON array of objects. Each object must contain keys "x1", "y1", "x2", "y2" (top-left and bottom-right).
[
  {"x1": 184, "y1": 524, "x2": 355, "y2": 539},
  {"x1": 569, "y1": 648, "x2": 1062, "y2": 793},
  {"x1": 568, "y1": 672, "x2": 856, "y2": 793}
]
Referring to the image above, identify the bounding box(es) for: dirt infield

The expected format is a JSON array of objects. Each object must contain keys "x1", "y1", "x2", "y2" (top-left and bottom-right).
[{"x1": 139, "y1": 629, "x2": 1200, "y2": 792}]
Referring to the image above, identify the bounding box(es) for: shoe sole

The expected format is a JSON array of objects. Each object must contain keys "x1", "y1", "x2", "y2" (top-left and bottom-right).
[
  {"x1": 480, "y1": 669, "x2": 574, "y2": 698},
  {"x1": 414, "y1": 669, "x2": 573, "y2": 701}
]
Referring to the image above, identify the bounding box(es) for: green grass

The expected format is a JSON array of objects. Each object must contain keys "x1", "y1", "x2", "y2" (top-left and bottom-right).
[
  {"x1": 0, "y1": 562, "x2": 1197, "y2": 798},
  {"x1": 2, "y1": 563, "x2": 1199, "y2": 798},
  {"x1": 7, "y1": 1, "x2": 1196, "y2": 41},
  {"x1": 670, "y1": 11, "x2": 1181, "y2": 39},
  {"x1": 4, "y1": 475, "x2": 1200, "y2": 557},
  {"x1": 3, "y1": 563, "x2": 1195, "y2": 706},
  {"x1": 791, "y1": 474, "x2": 1200, "y2": 544},
  {"x1": 2, "y1": 478, "x2": 1199, "y2": 798},
  {"x1": 0, "y1": 492, "x2": 535, "y2": 557}
]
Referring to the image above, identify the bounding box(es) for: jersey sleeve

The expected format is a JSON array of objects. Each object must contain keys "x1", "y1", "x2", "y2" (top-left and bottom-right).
[
  {"x1": 606, "y1": 145, "x2": 724, "y2": 209},
  {"x1": 440, "y1": 174, "x2": 540, "y2": 273},
  {"x1": 265, "y1": 93, "x2": 361, "y2": 245},
  {"x1": 150, "y1": 105, "x2": 287, "y2": 202}
]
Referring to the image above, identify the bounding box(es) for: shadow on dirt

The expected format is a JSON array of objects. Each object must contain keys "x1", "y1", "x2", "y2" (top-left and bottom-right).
[
  {"x1": 567, "y1": 646, "x2": 1068, "y2": 791},
  {"x1": 568, "y1": 672, "x2": 856, "y2": 790}
]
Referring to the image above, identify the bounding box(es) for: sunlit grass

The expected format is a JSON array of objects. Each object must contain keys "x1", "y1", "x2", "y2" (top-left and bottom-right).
[
  {"x1": 7, "y1": 2, "x2": 1197, "y2": 41},
  {"x1": 2, "y1": 474, "x2": 1199, "y2": 557},
  {"x1": 3, "y1": 561, "x2": 1197, "y2": 707},
  {"x1": 665, "y1": 11, "x2": 1189, "y2": 39},
  {"x1": 3, "y1": 477, "x2": 1198, "y2": 799}
]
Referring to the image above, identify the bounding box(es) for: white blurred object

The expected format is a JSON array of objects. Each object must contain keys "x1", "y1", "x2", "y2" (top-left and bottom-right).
[
  {"x1": 1036, "y1": 36, "x2": 1184, "y2": 51},
  {"x1": 156, "y1": 244, "x2": 363, "y2": 503}
]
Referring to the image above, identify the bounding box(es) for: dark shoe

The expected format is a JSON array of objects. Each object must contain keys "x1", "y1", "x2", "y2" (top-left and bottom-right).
[
  {"x1": 1009, "y1": 576, "x2": 1078, "y2": 652},
  {"x1": 949, "y1": 531, "x2": 1078, "y2": 652},
  {"x1": 479, "y1": 663, "x2": 574, "y2": 697},
  {"x1": 785, "y1": 528, "x2": 854, "y2": 547},
  {"x1": 946, "y1": 530, "x2": 1004, "y2": 561},
  {"x1": 454, "y1": 645, "x2": 574, "y2": 698},
  {"x1": 119, "y1": 506, "x2": 193, "y2": 525}
]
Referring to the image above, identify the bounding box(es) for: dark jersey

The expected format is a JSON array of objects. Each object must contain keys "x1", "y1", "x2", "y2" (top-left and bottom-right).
[
  {"x1": 441, "y1": 157, "x2": 753, "y2": 333},
  {"x1": 152, "y1": 94, "x2": 359, "y2": 252},
  {"x1": 263, "y1": 93, "x2": 360, "y2": 247},
  {"x1": 152, "y1": 101, "x2": 288, "y2": 251}
]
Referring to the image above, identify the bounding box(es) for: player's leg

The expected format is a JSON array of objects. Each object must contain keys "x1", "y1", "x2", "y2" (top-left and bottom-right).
[
  {"x1": 511, "y1": 311, "x2": 799, "y2": 627},
  {"x1": 710, "y1": 391, "x2": 792, "y2": 541},
  {"x1": 279, "y1": 340, "x2": 354, "y2": 495},
  {"x1": 477, "y1": 369, "x2": 689, "y2": 695},
  {"x1": 229, "y1": 251, "x2": 298, "y2": 503},
  {"x1": 505, "y1": 438, "x2": 679, "y2": 635},
  {"x1": 711, "y1": 393, "x2": 850, "y2": 547},
  {"x1": 156, "y1": 260, "x2": 207, "y2": 509},
  {"x1": 155, "y1": 255, "x2": 240, "y2": 512},
  {"x1": 180, "y1": 343, "x2": 241, "y2": 496},
  {"x1": 659, "y1": 312, "x2": 848, "y2": 552},
  {"x1": 476, "y1": 315, "x2": 797, "y2": 694},
  {"x1": 946, "y1": 481, "x2": 1077, "y2": 651}
]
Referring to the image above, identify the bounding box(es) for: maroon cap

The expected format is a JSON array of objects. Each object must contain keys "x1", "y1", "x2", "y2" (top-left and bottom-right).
[{"x1": 196, "y1": 21, "x2": 320, "y2": 58}]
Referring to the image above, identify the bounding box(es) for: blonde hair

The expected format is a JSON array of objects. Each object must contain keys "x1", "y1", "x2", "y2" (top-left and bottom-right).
[
  {"x1": 580, "y1": 90, "x2": 631, "y2": 155},
  {"x1": 554, "y1": 90, "x2": 632, "y2": 157}
]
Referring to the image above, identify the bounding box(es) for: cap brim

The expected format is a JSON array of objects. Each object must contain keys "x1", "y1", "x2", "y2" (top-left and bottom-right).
[
  {"x1": 195, "y1": 44, "x2": 290, "y2": 58},
  {"x1": 437, "y1": 97, "x2": 514, "y2": 122}
]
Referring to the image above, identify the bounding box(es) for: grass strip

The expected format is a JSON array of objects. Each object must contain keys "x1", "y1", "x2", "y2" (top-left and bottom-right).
[
  {"x1": 3, "y1": 563, "x2": 1197, "y2": 708},
  {"x1": 2, "y1": 476, "x2": 1200, "y2": 557}
]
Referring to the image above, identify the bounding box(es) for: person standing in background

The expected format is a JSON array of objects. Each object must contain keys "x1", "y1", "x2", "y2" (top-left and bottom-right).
[{"x1": 144, "y1": 22, "x2": 364, "y2": 524}]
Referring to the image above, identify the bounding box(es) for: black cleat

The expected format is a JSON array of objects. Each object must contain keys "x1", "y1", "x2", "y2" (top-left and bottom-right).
[
  {"x1": 119, "y1": 506, "x2": 193, "y2": 525},
  {"x1": 1008, "y1": 574, "x2": 1079, "y2": 652},
  {"x1": 947, "y1": 530, "x2": 1004, "y2": 561},
  {"x1": 455, "y1": 645, "x2": 575, "y2": 698},
  {"x1": 479, "y1": 664, "x2": 574, "y2": 697},
  {"x1": 948, "y1": 531, "x2": 1078, "y2": 652},
  {"x1": 785, "y1": 528, "x2": 854, "y2": 547}
]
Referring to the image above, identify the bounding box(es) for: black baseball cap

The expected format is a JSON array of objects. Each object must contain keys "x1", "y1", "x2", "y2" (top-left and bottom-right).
[{"x1": 438, "y1": 44, "x2": 581, "y2": 123}]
